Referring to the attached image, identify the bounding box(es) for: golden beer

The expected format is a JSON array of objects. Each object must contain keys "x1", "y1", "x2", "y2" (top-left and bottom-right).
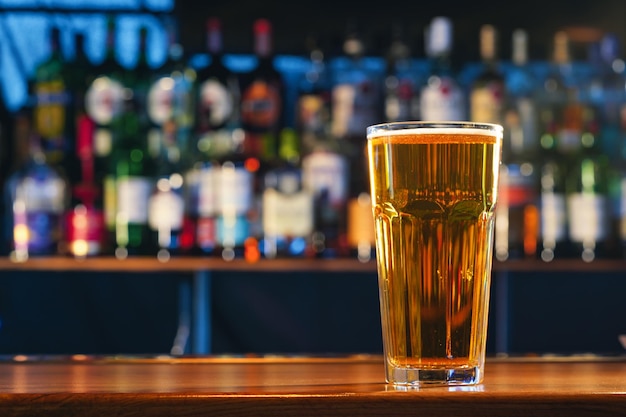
[{"x1": 367, "y1": 122, "x2": 502, "y2": 385}]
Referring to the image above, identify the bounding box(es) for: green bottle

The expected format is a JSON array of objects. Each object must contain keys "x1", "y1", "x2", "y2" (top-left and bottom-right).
[{"x1": 106, "y1": 88, "x2": 155, "y2": 258}]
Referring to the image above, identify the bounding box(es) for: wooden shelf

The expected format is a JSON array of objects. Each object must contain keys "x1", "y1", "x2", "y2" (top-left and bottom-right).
[
  {"x1": 0, "y1": 256, "x2": 377, "y2": 274},
  {"x1": 0, "y1": 256, "x2": 624, "y2": 274}
]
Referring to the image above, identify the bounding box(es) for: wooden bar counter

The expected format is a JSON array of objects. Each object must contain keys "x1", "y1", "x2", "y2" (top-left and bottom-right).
[{"x1": 0, "y1": 355, "x2": 624, "y2": 416}]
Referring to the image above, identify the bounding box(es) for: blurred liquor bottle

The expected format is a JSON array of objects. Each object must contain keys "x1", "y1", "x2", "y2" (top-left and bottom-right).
[
  {"x1": 565, "y1": 124, "x2": 612, "y2": 262},
  {"x1": 496, "y1": 28, "x2": 540, "y2": 261},
  {"x1": 419, "y1": 16, "x2": 466, "y2": 121},
  {"x1": 536, "y1": 31, "x2": 612, "y2": 262},
  {"x1": 296, "y1": 34, "x2": 349, "y2": 258},
  {"x1": 261, "y1": 128, "x2": 313, "y2": 258},
  {"x1": 148, "y1": 120, "x2": 187, "y2": 260},
  {"x1": 563, "y1": 35, "x2": 616, "y2": 262},
  {"x1": 66, "y1": 115, "x2": 105, "y2": 258},
  {"x1": 31, "y1": 26, "x2": 70, "y2": 169},
  {"x1": 186, "y1": 17, "x2": 242, "y2": 256},
  {"x1": 4, "y1": 124, "x2": 69, "y2": 261},
  {"x1": 235, "y1": 18, "x2": 286, "y2": 261},
  {"x1": 145, "y1": 18, "x2": 197, "y2": 256},
  {"x1": 535, "y1": 31, "x2": 577, "y2": 261},
  {"x1": 106, "y1": 89, "x2": 155, "y2": 258},
  {"x1": 86, "y1": 17, "x2": 127, "y2": 254},
  {"x1": 216, "y1": 156, "x2": 256, "y2": 261},
  {"x1": 347, "y1": 191, "x2": 375, "y2": 262},
  {"x1": 64, "y1": 30, "x2": 106, "y2": 258}
]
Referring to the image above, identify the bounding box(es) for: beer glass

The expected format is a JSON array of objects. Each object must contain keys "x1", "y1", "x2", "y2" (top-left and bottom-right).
[{"x1": 366, "y1": 121, "x2": 503, "y2": 386}]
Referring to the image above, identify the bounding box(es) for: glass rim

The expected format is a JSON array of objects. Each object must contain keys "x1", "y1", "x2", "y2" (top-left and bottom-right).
[{"x1": 366, "y1": 121, "x2": 503, "y2": 138}]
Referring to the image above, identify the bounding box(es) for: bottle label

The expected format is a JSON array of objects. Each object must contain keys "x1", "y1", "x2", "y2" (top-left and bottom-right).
[
  {"x1": 148, "y1": 190, "x2": 184, "y2": 231},
  {"x1": 94, "y1": 128, "x2": 113, "y2": 157},
  {"x1": 219, "y1": 165, "x2": 252, "y2": 214},
  {"x1": 198, "y1": 78, "x2": 234, "y2": 128},
  {"x1": 558, "y1": 129, "x2": 581, "y2": 153},
  {"x1": 503, "y1": 164, "x2": 537, "y2": 207},
  {"x1": 198, "y1": 165, "x2": 220, "y2": 216},
  {"x1": 541, "y1": 192, "x2": 566, "y2": 242},
  {"x1": 297, "y1": 93, "x2": 330, "y2": 134},
  {"x1": 331, "y1": 81, "x2": 379, "y2": 138},
  {"x1": 197, "y1": 217, "x2": 217, "y2": 250},
  {"x1": 67, "y1": 205, "x2": 105, "y2": 256},
  {"x1": 23, "y1": 213, "x2": 61, "y2": 254},
  {"x1": 567, "y1": 193, "x2": 608, "y2": 242},
  {"x1": 34, "y1": 79, "x2": 67, "y2": 139},
  {"x1": 217, "y1": 214, "x2": 249, "y2": 246},
  {"x1": 18, "y1": 176, "x2": 66, "y2": 213},
  {"x1": 147, "y1": 77, "x2": 175, "y2": 126},
  {"x1": 103, "y1": 175, "x2": 117, "y2": 229},
  {"x1": 85, "y1": 76, "x2": 125, "y2": 125},
  {"x1": 470, "y1": 83, "x2": 503, "y2": 124},
  {"x1": 241, "y1": 80, "x2": 281, "y2": 130},
  {"x1": 262, "y1": 188, "x2": 313, "y2": 237},
  {"x1": 117, "y1": 177, "x2": 151, "y2": 224},
  {"x1": 347, "y1": 194, "x2": 375, "y2": 247},
  {"x1": 419, "y1": 76, "x2": 465, "y2": 121},
  {"x1": 301, "y1": 152, "x2": 348, "y2": 205}
]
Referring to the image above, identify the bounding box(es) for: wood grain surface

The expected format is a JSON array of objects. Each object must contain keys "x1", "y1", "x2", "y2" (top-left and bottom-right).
[{"x1": 0, "y1": 356, "x2": 624, "y2": 416}]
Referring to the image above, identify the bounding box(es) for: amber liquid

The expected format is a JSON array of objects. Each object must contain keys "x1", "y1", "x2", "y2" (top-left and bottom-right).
[{"x1": 368, "y1": 130, "x2": 500, "y2": 377}]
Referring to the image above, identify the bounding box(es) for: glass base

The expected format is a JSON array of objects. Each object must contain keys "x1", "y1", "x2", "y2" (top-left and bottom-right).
[{"x1": 387, "y1": 365, "x2": 482, "y2": 386}]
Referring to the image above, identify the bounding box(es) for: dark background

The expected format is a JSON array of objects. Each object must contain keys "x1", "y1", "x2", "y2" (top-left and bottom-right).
[{"x1": 174, "y1": 0, "x2": 626, "y2": 62}]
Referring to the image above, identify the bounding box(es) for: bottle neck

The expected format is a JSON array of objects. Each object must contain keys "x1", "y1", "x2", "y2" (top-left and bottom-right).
[
  {"x1": 255, "y1": 30, "x2": 272, "y2": 59},
  {"x1": 512, "y1": 30, "x2": 528, "y2": 66},
  {"x1": 207, "y1": 28, "x2": 223, "y2": 56},
  {"x1": 479, "y1": 25, "x2": 498, "y2": 67}
]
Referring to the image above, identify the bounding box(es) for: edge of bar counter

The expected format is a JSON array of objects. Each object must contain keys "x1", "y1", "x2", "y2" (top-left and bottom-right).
[{"x1": 0, "y1": 256, "x2": 624, "y2": 274}]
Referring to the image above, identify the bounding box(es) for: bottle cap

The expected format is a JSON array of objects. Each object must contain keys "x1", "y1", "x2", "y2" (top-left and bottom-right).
[
  {"x1": 253, "y1": 19, "x2": 272, "y2": 57},
  {"x1": 512, "y1": 29, "x2": 528, "y2": 65},
  {"x1": 254, "y1": 18, "x2": 272, "y2": 34},
  {"x1": 206, "y1": 17, "x2": 223, "y2": 54},
  {"x1": 553, "y1": 31, "x2": 570, "y2": 64},
  {"x1": 426, "y1": 16, "x2": 452, "y2": 56},
  {"x1": 480, "y1": 24, "x2": 497, "y2": 61}
]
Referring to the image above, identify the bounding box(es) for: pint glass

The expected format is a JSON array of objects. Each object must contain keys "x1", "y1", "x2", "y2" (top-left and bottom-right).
[{"x1": 366, "y1": 121, "x2": 503, "y2": 386}]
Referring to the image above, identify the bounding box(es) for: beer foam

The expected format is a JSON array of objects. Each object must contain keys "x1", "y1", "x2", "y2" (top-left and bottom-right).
[{"x1": 367, "y1": 124, "x2": 503, "y2": 141}]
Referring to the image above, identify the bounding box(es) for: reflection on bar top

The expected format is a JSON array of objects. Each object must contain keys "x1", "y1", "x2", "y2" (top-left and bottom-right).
[{"x1": 1, "y1": 353, "x2": 624, "y2": 364}]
